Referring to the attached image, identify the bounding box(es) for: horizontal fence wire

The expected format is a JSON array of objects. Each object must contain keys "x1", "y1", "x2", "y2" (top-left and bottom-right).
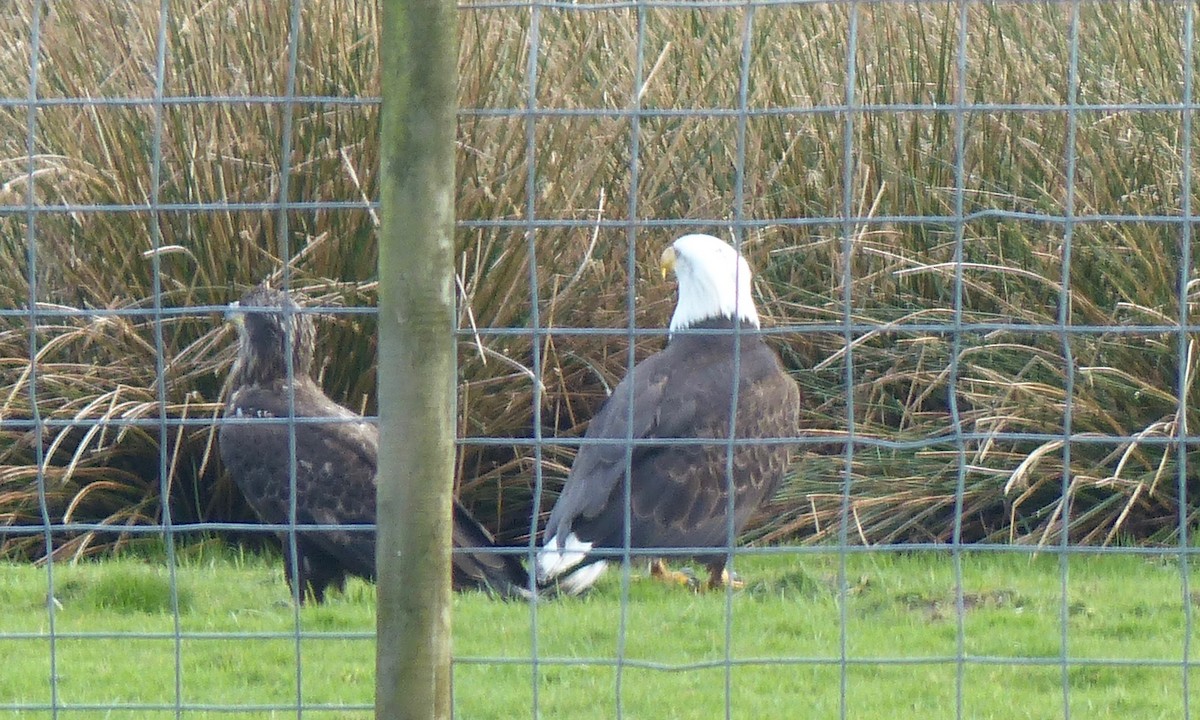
[{"x1": 2, "y1": 0, "x2": 1198, "y2": 718}]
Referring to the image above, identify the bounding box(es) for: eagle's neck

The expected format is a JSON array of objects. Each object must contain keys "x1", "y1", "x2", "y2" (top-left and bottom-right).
[
  {"x1": 230, "y1": 331, "x2": 314, "y2": 388},
  {"x1": 667, "y1": 315, "x2": 764, "y2": 342},
  {"x1": 668, "y1": 265, "x2": 759, "y2": 335}
]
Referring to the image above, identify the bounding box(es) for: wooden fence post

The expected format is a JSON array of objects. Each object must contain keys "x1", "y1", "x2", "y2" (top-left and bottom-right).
[{"x1": 377, "y1": 0, "x2": 457, "y2": 717}]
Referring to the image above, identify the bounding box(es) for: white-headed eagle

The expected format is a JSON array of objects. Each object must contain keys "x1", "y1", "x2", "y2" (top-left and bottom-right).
[
  {"x1": 219, "y1": 285, "x2": 528, "y2": 603},
  {"x1": 536, "y1": 234, "x2": 801, "y2": 594}
]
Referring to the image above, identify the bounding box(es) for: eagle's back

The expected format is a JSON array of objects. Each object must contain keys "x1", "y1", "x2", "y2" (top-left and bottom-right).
[
  {"x1": 220, "y1": 377, "x2": 378, "y2": 587},
  {"x1": 546, "y1": 324, "x2": 800, "y2": 558},
  {"x1": 221, "y1": 376, "x2": 531, "y2": 599}
]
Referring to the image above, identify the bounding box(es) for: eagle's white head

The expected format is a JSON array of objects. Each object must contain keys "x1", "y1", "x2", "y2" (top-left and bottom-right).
[{"x1": 660, "y1": 233, "x2": 760, "y2": 334}]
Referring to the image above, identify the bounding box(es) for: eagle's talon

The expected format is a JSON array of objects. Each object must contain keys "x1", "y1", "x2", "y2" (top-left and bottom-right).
[
  {"x1": 650, "y1": 559, "x2": 698, "y2": 588},
  {"x1": 708, "y1": 568, "x2": 745, "y2": 591}
]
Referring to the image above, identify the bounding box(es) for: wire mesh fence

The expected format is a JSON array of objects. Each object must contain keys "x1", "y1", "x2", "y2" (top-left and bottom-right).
[{"x1": 1, "y1": 0, "x2": 1198, "y2": 717}]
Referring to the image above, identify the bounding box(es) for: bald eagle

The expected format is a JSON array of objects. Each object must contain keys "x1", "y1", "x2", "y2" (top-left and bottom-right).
[
  {"x1": 219, "y1": 285, "x2": 528, "y2": 603},
  {"x1": 536, "y1": 234, "x2": 801, "y2": 594}
]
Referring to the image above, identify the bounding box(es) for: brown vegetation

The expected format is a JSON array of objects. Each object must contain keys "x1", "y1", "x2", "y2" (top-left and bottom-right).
[{"x1": 0, "y1": 1, "x2": 1196, "y2": 558}]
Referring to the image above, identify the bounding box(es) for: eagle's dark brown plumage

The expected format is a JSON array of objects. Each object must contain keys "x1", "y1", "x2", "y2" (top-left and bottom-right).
[
  {"x1": 219, "y1": 285, "x2": 528, "y2": 603},
  {"x1": 536, "y1": 235, "x2": 801, "y2": 594}
]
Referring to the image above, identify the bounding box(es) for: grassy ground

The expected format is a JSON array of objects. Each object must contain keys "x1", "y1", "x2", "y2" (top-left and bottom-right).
[{"x1": 0, "y1": 547, "x2": 1195, "y2": 719}]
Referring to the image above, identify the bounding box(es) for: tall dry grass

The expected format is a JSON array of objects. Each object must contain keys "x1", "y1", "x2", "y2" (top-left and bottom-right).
[{"x1": 0, "y1": 1, "x2": 1196, "y2": 557}]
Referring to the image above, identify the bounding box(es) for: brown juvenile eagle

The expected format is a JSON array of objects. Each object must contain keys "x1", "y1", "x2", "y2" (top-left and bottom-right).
[
  {"x1": 536, "y1": 234, "x2": 801, "y2": 594},
  {"x1": 219, "y1": 285, "x2": 528, "y2": 603}
]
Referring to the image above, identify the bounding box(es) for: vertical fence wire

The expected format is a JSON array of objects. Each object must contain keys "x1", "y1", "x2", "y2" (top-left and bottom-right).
[
  {"x1": 613, "y1": 4, "x2": 647, "y2": 715},
  {"x1": 24, "y1": 3, "x2": 56, "y2": 719},
  {"x1": 522, "y1": 4, "x2": 545, "y2": 718},
  {"x1": 949, "y1": 2, "x2": 970, "y2": 719},
  {"x1": 1059, "y1": 4, "x2": 1082, "y2": 718},
  {"x1": 722, "y1": 6, "x2": 758, "y2": 719},
  {"x1": 1179, "y1": 3, "x2": 1196, "y2": 718},
  {"x1": 837, "y1": 4, "x2": 861, "y2": 719},
  {"x1": 277, "y1": 2, "x2": 307, "y2": 714},
  {"x1": 147, "y1": 2, "x2": 185, "y2": 717}
]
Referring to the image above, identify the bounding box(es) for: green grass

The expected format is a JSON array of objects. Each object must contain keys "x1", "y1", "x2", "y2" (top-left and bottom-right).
[{"x1": 0, "y1": 549, "x2": 1196, "y2": 719}]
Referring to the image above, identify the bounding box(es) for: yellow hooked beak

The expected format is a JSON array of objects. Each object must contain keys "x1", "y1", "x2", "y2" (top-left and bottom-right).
[{"x1": 660, "y1": 246, "x2": 677, "y2": 280}]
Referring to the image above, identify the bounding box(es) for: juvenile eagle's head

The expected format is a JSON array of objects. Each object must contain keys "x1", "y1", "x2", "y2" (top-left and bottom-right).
[
  {"x1": 660, "y1": 234, "x2": 760, "y2": 333},
  {"x1": 227, "y1": 285, "x2": 316, "y2": 386}
]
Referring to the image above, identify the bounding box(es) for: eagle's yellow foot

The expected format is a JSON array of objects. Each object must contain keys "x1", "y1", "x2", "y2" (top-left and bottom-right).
[
  {"x1": 707, "y1": 567, "x2": 744, "y2": 591},
  {"x1": 650, "y1": 559, "x2": 700, "y2": 590}
]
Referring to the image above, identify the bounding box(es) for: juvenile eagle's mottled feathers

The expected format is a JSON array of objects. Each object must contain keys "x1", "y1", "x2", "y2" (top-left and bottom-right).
[{"x1": 219, "y1": 285, "x2": 528, "y2": 602}]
